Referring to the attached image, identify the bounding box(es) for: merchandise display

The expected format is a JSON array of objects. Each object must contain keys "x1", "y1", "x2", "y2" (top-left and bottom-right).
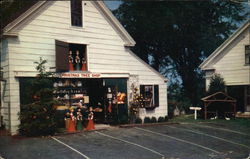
[
  {"x1": 76, "y1": 108, "x2": 83, "y2": 130},
  {"x1": 86, "y1": 107, "x2": 95, "y2": 130},
  {"x1": 52, "y1": 78, "x2": 127, "y2": 129},
  {"x1": 67, "y1": 108, "x2": 76, "y2": 132},
  {"x1": 69, "y1": 51, "x2": 74, "y2": 71}
]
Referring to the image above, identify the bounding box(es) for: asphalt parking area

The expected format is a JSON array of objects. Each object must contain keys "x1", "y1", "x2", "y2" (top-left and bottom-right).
[{"x1": 0, "y1": 123, "x2": 249, "y2": 159}]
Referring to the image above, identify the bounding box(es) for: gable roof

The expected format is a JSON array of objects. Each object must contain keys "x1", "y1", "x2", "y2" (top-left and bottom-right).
[
  {"x1": 201, "y1": 92, "x2": 236, "y2": 102},
  {"x1": 2, "y1": 1, "x2": 136, "y2": 46},
  {"x1": 200, "y1": 20, "x2": 250, "y2": 70}
]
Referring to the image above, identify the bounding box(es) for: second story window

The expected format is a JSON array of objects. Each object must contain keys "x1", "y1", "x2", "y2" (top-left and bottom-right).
[
  {"x1": 56, "y1": 40, "x2": 87, "y2": 72},
  {"x1": 71, "y1": 0, "x2": 82, "y2": 27},
  {"x1": 245, "y1": 45, "x2": 250, "y2": 65}
]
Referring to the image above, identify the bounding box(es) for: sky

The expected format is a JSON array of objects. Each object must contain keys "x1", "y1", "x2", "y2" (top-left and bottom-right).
[{"x1": 104, "y1": 1, "x2": 122, "y2": 10}]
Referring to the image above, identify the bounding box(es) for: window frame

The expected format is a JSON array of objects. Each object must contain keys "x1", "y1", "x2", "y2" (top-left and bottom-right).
[
  {"x1": 55, "y1": 40, "x2": 88, "y2": 72},
  {"x1": 70, "y1": 0, "x2": 84, "y2": 28},
  {"x1": 245, "y1": 45, "x2": 250, "y2": 65},
  {"x1": 140, "y1": 85, "x2": 159, "y2": 109}
]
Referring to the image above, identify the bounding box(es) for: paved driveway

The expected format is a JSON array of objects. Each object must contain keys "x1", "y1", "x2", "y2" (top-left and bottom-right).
[{"x1": 0, "y1": 122, "x2": 249, "y2": 159}]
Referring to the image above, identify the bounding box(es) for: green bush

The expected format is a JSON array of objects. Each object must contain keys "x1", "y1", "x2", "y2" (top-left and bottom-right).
[
  {"x1": 18, "y1": 58, "x2": 57, "y2": 136},
  {"x1": 164, "y1": 115, "x2": 169, "y2": 122},
  {"x1": 144, "y1": 117, "x2": 151, "y2": 123},
  {"x1": 151, "y1": 117, "x2": 157, "y2": 123},
  {"x1": 19, "y1": 101, "x2": 57, "y2": 136},
  {"x1": 158, "y1": 116, "x2": 165, "y2": 122},
  {"x1": 135, "y1": 117, "x2": 142, "y2": 124},
  {"x1": 208, "y1": 73, "x2": 226, "y2": 95}
]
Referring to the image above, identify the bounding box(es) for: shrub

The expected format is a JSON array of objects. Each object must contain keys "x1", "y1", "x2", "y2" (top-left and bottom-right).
[
  {"x1": 208, "y1": 73, "x2": 226, "y2": 95},
  {"x1": 144, "y1": 117, "x2": 151, "y2": 123},
  {"x1": 19, "y1": 101, "x2": 57, "y2": 136},
  {"x1": 135, "y1": 117, "x2": 142, "y2": 124},
  {"x1": 164, "y1": 115, "x2": 169, "y2": 122},
  {"x1": 151, "y1": 117, "x2": 157, "y2": 123},
  {"x1": 19, "y1": 58, "x2": 57, "y2": 136},
  {"x1": 158, "y1": 116, "x2": 165, "y2": 122}
]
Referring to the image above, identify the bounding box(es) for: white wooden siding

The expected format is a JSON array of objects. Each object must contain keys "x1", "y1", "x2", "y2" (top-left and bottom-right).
[
  {"x1": 211, "y1": 29, "x2": 250, "y2": 86},
  {"x1": 3, "y1": 0, "x2": 167, "y2": 133}
]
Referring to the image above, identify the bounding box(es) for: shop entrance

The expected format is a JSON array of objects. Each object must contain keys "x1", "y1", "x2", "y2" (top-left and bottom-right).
[
  {"x1": 53, "y1": 78, "x2": 128, "y2": 125},
  {"x1": 19, "y1": 77, "x2": 128, "y2": 126}
]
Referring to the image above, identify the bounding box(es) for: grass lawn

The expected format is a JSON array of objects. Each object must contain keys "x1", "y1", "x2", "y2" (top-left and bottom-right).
[{"x1": 170, "y1": 114, "x2": 250, "y2": 131}]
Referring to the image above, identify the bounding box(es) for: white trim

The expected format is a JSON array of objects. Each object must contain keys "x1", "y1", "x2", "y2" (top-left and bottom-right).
[
  {"x1": 200, "y1": 20, "x2": 250, "y2": 69},
  {"x1": 3, "y1": 1, "x2": 47, "y2": 33},
  {"x1": 57, "y1": 39, "x2": 90, "y2": 45},
  {"x1": 68, "y1": 0, "x2": 85, "y2": 30},
  {"x1": 14, "y1": 71, "x2": 130, "y2": 78},
  {"x1": 126, "y1": 49, "x2": 168, "y2": 82},
  {"x1": 93, "y1": 1, "x2": 136, "y2": 47},
  {"x1": 2, "y1": 1, "x2": 135, "y2": 47}
]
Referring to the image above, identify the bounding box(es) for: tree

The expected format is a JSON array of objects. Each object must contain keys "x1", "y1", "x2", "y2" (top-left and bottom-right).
[
  {"x1": 114, "y1": 1, "x2": 248, "y2": 105},
  {"x1": 19, "y1": 58, "x2": 57, "y2": 136},
  {"x1": 208, "y1": 73, "x2": 226, "y2": 95}
]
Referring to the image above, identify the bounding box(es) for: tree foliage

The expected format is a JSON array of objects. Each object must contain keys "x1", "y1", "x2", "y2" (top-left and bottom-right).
[
  {"x1": 114, "y1": 1, "x2": 248, "y2": 105},
  {"x1": 19, "y1": 58, "x2": 57, "y2": 136},
  {"x1": 208, "y1": 73, "x2": 226, "y2": 95}
]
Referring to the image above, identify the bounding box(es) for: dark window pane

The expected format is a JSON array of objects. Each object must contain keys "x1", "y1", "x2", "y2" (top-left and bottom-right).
[
  {"x1": 154, "y1": 85, "x2": 159, "y2": 107},
  {"x1": 71, "y1": 0, "x2": 82, "y2": 27},
  {"x1": 140, "y1": 85, "x2": 159, "y2": 107},
  {"x1": 245, "y1": 45, "x2": 250, "y2": 64},
  {"x1": 245, "y1": 54, "x2": 250, "y2": 64},
  {"x1": 69, "y1": 44, "x2": 87, "y2": 71}
]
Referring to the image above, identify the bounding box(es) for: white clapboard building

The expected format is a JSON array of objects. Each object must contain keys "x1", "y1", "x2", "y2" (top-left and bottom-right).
[
  {"x1": 0, "y1": 1, "x2": 168, "y2": 134},
  {"x1": 200, "y1": 20, "x2": 250, "y2": 114}
]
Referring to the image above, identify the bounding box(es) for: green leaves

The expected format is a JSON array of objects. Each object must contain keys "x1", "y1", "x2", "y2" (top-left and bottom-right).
[
  {"x1": 114, "y1": 1, "x2": 248, "y2": 105},
  {"x1": 208, "y1": 73, "x2": 226, "y2": 95},
  {"x1": 19, "y1": 57, "x2": 57, "y2": 136}
]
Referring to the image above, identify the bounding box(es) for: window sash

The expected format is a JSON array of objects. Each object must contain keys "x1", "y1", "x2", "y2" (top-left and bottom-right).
[
  {"x1": 140, "y1": 85, "x2": 159, "y2": 107},
  {"x1": 245, "y1": 45, "x2": 250, "y2": 64},
  {"x1": 71, "y1": 0, "x2": 82, "y2": 27}
]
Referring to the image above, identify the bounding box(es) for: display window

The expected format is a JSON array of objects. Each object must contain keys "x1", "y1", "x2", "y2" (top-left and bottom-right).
[
  {"x1": 20, "y1": 77, "x2": 128, "y2": 127},
  {"x1": 56, "y1": 41, "x2": 88, "y2": 72},
  {"x1": 140, "y1": 85, "x2": 159, "y2": 109}
]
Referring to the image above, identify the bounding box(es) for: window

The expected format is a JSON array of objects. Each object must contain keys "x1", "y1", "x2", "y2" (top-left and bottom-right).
[
  {"x1": 140, "y1": 85, "x2": 159, "y2": 108},
  {"x1": 71, "y1": 0, "x2": 82, "y2": 27},
  {"x1": 245, "y1": 45, "x2": 250, "y2": 65},
  {"x1": 56, "y1": 40, "x2": 87, "y2": 72},
  {"x1": 69, "y1": 44, "x2": 87, "y2": 71}
]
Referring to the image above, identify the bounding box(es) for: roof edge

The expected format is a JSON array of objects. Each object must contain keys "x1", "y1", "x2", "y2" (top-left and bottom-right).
[
  {"x1": 94, "y1": 1, "x2": 136, "y2": 47},
  {"x1": 3, "y1": 1, "x2": 46, "y2": 33},
  {"x1": 200, "y1": 20, "x2": 250, "y2": 70},
  {"x1": 126, "y1": 49, "x2": 168, "y2": 82},
  {"x1": 2, "y1": 1, "x2": 136, "y2": 47}
]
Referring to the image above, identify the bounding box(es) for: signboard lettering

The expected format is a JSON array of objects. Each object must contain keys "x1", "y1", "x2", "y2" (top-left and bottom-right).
[{"x1": 54, "y1": 73, "x2": 101, "y2": 78}]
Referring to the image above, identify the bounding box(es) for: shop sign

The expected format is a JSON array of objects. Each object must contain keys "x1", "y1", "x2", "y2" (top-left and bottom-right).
[{"x1": 55, "y1": 73, "x2": 101, "y2": 78}]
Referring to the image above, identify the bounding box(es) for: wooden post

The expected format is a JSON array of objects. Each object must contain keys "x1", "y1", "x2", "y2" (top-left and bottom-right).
[
  {"x1": 233, "y1": 102, "x2": 236, "y2": 118},
  {"x1": 204, "y1": 102, "x2": 207, "y2": 120}
]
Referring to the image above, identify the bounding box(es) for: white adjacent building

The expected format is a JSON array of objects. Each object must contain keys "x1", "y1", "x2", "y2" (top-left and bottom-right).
[{"x1": 200, "y1": 20, "x2": 250, "y2": 114}]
